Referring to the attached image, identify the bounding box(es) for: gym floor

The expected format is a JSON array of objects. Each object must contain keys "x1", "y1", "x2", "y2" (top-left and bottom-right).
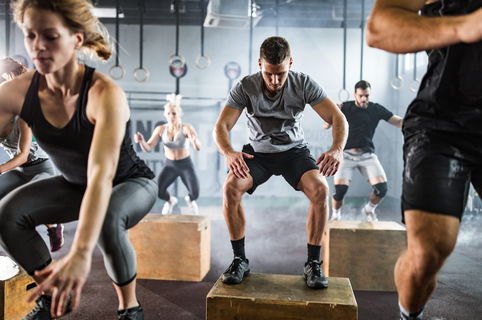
[{"x1": 2, "y1": 198, "x2": 481, "y2": 320}]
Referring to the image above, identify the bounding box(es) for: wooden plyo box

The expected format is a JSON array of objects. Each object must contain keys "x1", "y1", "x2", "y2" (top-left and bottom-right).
[
  {"x1": 129, "y1": 213, "x2": 210, "y2": 282},
  {"x1": 322, "y1": 221, "x2": 407, "y2": 291},
  {"x1": 0, "y1": 256, "x2": 37, "y2": 320},
  {"x1": 207, "y1": 273, "x2": 357, "y2": 320}
]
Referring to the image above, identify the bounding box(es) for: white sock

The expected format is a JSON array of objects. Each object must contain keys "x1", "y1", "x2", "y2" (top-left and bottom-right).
[
  {"x1": 399, "y1": 300, "x2": 424, "y2": 320},
  {"x1": 333, "y1": 208, "x2": 341, "y2": 215},
  {"x1": 364, "y1": 201, "x2": 378, "y2": 213}
]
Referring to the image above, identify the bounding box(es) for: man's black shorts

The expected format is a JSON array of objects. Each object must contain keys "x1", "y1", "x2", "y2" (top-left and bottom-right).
[
  {"x1": 242, "y1": 144, "x2": 319, "y2": 195},
  {"x1": 402, "y1": 129, "x2": 482, "y2": 221}
]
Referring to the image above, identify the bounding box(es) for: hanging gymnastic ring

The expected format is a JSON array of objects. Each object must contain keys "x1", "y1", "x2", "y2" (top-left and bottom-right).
[
  {"x1": 133, "y1": 67, "x2": 149, "y2": 82},
  {"x1": 109, "y1": 65, "x2": 125, "y2": 80},
  {"x1": 408, "y1": 78, "x2": 421, "y2": 93},
  {"x1": 390, "y1": 76, "x2": 404, "y2": 90},
  {"x1": 338, "y1": 88, "x2": 350, "y2": 102},
  {"x1": 195, "y1": 55, "x2": 211, "y2": 69},
  {"x1": 169, "y1": 54, "x2": 185, "y2": 69}
]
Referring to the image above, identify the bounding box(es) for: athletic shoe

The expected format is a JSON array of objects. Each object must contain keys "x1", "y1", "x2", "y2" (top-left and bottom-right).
[
  {"x1": 162, "y1": 197, "x2": 178, "y2": 215},
  {"x1": 47, "y1": 224, "x2": 64, "y2": 252},
  {"x1": 303, "y1": 260, "x2": 328, "y2": 289},
  {"x1": 185, "y1": 195, "x2": 199, "y2": 215},
  {"x1": 22, "y1": 295, "x2": 71, "y2": 320},
  {"x1": 118, "y1": 303, "x2": 145, "y2": 320},
  {"x1": 362, "y1": 207, "x2": 378, "y2": 221},
  {"x1": 330, "y1": 211, "x2": 341, "y2": 221},
  {"x1": 222, "y1": 256, "x2": 251, "y2": 284}
]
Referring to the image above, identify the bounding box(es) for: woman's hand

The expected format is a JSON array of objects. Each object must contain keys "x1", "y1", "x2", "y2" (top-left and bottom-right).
[
  {"x1": 28, "y1": 251, "x2": 92, "y2": 318},
  {"x1": 133, "y1": 132, "x2": 144, "y2": 143},
  {"x1": 188, "y1": 129, "x2": 197, "y2": 142}
]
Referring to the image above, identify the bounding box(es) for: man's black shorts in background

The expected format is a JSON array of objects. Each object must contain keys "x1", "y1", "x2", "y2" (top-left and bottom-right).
[
  {"x1": 241, "y1": 144, "x2": 319, "y2": 195},
  {"x1": 402, "y1": 129, "x2": 482, "y2": 221}
]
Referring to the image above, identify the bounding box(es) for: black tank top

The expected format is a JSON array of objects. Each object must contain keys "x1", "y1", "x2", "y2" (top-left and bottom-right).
[
  {"x1": 403, "y1": 0, "x2": 482, "y2": 134},
  {"x1": 20, "y1": 66, "x2": 155, "y2": 186}
]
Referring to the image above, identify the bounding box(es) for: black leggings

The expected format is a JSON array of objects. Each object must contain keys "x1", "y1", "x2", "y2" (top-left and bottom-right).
[
  {"x1": 0, "y1": 175, "x2": 158, "y2": 286},
  {"x1": 158, "y1": 156, "x2": 200, "y2": 201}
]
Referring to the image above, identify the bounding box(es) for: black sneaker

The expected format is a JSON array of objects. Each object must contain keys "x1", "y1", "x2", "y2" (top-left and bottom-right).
[
  {"x1": 222, "y1": 256, "x2": 251, "y2": 284},
  {"x1": 303, "y1": 260, "x2": 328, "y2": 289},
  {"x1": 118, "y1": 303, "x2": 145, "y2": 320},
  {"x1": 22, "y1": 295, "x2": 72, "y2": 320}
]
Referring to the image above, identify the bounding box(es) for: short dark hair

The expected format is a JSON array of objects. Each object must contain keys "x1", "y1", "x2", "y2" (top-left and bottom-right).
[
  {"x1": 355, "y1": 80, "x2": 371, "y2": 91},
  {"x1": 260, "y1": 36, "x2": 291, "y2": 65}
]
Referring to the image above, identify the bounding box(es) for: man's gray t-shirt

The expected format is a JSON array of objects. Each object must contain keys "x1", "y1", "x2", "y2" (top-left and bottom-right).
[{"x1": 225, "y1": 70, "x2": 327, "y2": 153}]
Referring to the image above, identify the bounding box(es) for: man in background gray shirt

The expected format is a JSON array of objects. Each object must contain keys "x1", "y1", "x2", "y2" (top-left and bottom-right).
[{"x1": 213, "y1": 36, "x2": 347, "y2": 289}]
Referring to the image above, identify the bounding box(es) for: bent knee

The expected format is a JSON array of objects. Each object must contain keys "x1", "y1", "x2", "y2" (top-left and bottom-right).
[
  {"x1": 223, "y1": 175, "x2": 251, "y2": 198},
  {"x1": 372, "y1": 182, "x2": 388, "y2": 198},
  {"x1": 304, "y1": 180, "x2": 329, "y2": 201},
  {"x1": 410, "y1": 245, "x2": 454, "y2": 279}
]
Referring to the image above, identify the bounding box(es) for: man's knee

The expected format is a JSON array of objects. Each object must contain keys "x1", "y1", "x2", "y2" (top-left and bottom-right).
[
  {"x1": 303, "y1": 177, "x2": 329, "y2": 201},
  {"x1": 223, "y1": 174, "x2": 250, "y2": 199},
  {"x1": 409, "y1": 241, "x2": 455, "y2": 281},
  {"x1": 333, "y1": 184, "x2": 349, "y2": 201},
  {"x1": 372, "y1": 182, "x2": 388, "y2": 198}
]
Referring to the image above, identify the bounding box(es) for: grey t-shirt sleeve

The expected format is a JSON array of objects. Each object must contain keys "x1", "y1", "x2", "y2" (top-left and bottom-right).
[
  {"x1": 224, "y1": 81, "x2": 248, "y2": 110},
  {"x1": 304, "y1": 75, "x2": 328, "y2": 107}
]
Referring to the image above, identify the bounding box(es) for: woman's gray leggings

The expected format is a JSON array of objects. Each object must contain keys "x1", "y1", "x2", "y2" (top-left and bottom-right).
[
  {"x1": 0, "y1": 159, "x2": 55, "y2": 199},
  {"x1": 0, "y1": 175, "x2": 158, "y2": 286},
  {"x1": 158, "y1": 156, "x2": 200, "y2": 201}
]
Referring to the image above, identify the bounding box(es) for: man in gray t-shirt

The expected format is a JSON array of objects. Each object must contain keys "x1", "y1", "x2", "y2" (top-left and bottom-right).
[{"x1": 213, "y1": 36, "x2": 347, "y2": 289}]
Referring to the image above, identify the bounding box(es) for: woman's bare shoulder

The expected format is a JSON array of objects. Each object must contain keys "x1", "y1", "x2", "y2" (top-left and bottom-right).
[{"x1": 0, "y1": 71, "x2": 36, "y2": 114}]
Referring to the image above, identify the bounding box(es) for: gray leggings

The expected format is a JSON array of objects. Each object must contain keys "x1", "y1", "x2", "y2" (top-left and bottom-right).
[
  {"x1": 0, "y1": 159, "x2": 55, "y2": 199},
  {"x1": 0, "y1": 175, "x2": 158, "y2": 286},
  {"x1": 158, "y1": 156, "x2": 200, "y2": 201}
]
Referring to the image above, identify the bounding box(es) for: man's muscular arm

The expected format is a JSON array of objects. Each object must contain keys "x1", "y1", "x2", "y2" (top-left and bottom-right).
[
  {"x1": 322, "y1": 103, "x2": 343, "y2": 130},
  {"x1": 312, "y1": 97, "x2": 348, "y2": 176},
  {"x1": 388, "y1": 115, "x2": 404, "y2": 128},
  {"x1": 366, "y1": 0, "x2": 482, "y2": 53},
  {"x1": 212, "y1": 106, "x2": 253, "y2": 179}
]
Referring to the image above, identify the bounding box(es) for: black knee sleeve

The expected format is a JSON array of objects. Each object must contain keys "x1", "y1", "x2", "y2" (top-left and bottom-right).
[
  {"x1": 372, "y1": 182, "x2": 388, "y2": 198},
  {"x1": 333, "y1": 184, "x2": 349, "y2": 201}
]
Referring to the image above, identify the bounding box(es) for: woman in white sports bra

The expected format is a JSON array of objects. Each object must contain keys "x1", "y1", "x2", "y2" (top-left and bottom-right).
[{"x1": 134, "y1": 94, "x2": 202, "y2": 215}]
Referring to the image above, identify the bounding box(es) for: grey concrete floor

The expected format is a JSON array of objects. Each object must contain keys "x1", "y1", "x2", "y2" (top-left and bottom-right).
[{"x1": 2, "y1": 201, "x2": 481, "y2": 319}]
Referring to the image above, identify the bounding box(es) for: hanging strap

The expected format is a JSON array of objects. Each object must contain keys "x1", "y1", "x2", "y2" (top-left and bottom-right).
[
  {"x1": 409, "y1": 53, "x2": 420, "y2": 92},
  {"x1": 275, "y1": 0, "x2": 280, "y2": 36},
  {"x1": 195, "y1": 0, "x2": 211, "y2": 69},
  {"x1": 338, "y1": 0, "x2": 349, "y2": 102},
  {"x1": 169, "y1": 0, "x2": 185, "y2": 68},
  {"x1": 390, "y1": 55, "x2": 404, "y2": 90},
  {"x1": 134, "y1": 0, "x2": 149, "y2": 82},
  {"x1": 5, "y1": 0, "x2": 10, "y2": 57},
  {"x1": 249, "y1": 0, "x2": 254, "y2": 75},
  {"x1": 360, "y1": 0, "x2": 365, "y2": 80},
  {"x1": 109, "y1": 0, "x2": 125, "y2": 80}
]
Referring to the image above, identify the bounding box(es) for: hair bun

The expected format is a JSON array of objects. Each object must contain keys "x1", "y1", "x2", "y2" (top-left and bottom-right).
[{"x1": 166, "y1": 93, "x2": 182, "y2": 107}]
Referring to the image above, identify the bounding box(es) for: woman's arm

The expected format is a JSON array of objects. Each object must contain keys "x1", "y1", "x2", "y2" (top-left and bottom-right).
[
  {"x1": 0, "y1": 76, "x2": 27, "y2": 134},
  {"x1": 134, "y1": 125, "x2": 164, "y2": 152},
  {"x1": 184, "y1": 124, "x2": 201, "y2": 151},
  {"x1": 0, "y1": 119, "x2": 33, "y2": 173},
  {"x1": 29, "y1": 77, "x2": 130, "y2": 316}
]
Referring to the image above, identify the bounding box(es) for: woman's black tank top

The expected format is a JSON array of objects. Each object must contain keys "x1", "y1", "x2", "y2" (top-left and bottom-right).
[{"x1": 20, "y1": 66, "x2": 154, "y2": 186}]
